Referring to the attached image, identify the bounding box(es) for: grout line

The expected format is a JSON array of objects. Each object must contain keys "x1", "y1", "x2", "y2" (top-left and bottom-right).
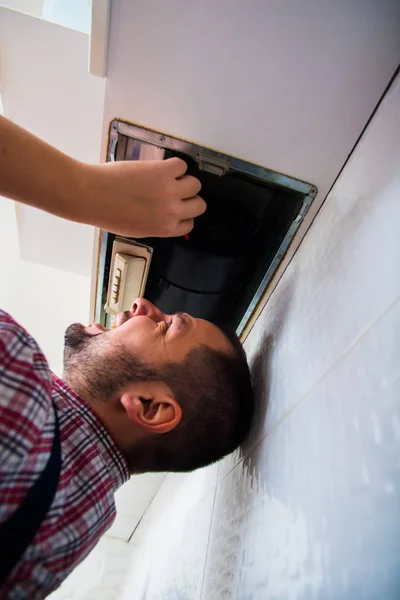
[
  {"x1": 219, "y1": 294, "x2": 400, "y2": 483},
  {"x1": 199, "y1": 484, "x2": 218, "y2": 600},
  {"x1": 127, "y1": 477, "x2": 168, "y2": 543},
  {"x1": 127, "y1": 516, "x2": 143, "y2": 543}
]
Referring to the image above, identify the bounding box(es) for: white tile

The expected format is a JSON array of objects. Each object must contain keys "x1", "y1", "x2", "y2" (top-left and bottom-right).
[
  {"x1": 119, "y1": 473, "x2": 217, "y2": 600},
  {"x1": 49, "y1": 537, "x2": 132, "y2": 600},
  {"x1": 114, "y1": 473, "x2": 166, "y2": 518},
  {"x1": 106, "y1": 514, "x2": 139, "y2": 542},
  {"x1": 219, "y1": 72, "x2": 400, "y2": 477},
  {"x1": 202, "y1": 300, "x2": 400, "y2": 600}
]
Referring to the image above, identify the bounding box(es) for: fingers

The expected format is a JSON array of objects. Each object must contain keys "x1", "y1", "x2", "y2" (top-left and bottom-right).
[
  {"x1": 165, "y1": 159, "x2": 202, "y2": 198},
  {"x1": 171, "y1": 196, "x2": 206, "y2": 237},
  {"x1": 163, "y1": 156, "x2": 201, "y2": 193},
  {"x1": 161, "y1": 158, "x2": 205, "y2": 237},
  {"x1": 165, "y1": 157, "x2": 188, "y2": 178},
  {"x1": 175, "y1": 218, "x2": 195, "y2": 237},
  {"x1": 179, "y1": 195, "x2": 207, "y2": 220},
  {"x1": 177, "y1": 175, "x2": 202, "y2": 198}
]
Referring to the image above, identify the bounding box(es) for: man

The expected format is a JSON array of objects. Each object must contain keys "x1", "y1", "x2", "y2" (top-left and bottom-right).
[
  {"x1": 0, "y1": 117, "x2": 254, "y2": 597},
  {"x1": 0, "y1": 298, "x2": 253, "y2": 597}
]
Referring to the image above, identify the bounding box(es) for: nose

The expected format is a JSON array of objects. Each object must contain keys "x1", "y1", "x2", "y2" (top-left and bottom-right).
[{"x1": 130, "y1": 298, "x2": 170, "y2": 323}]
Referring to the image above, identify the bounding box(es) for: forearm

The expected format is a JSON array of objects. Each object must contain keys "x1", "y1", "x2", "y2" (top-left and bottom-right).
[
  {"x1": 0, "y1": 116, "x2": 87, "y2": 221},
  {"x1": 0, "y1": 116, "x2": 204, "y2": 237}
]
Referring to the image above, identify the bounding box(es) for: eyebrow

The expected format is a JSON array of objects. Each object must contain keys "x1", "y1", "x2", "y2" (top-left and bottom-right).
[{"x1": 174, "y1": 312, "x2": 190, "y2": 331}]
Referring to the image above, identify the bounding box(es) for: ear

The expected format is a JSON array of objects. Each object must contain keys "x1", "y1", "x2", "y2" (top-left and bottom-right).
[{"x1": 120, "y1": 381, "x2": 182, "y2": 434}]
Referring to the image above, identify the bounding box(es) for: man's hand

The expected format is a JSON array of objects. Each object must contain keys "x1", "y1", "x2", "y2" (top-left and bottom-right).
[
  {"x1": 81, "y1": 157, "x2": 205, "y2": 238},
  {"x1": 0, "y1": 116, "x2": 205, "y2": 238}
]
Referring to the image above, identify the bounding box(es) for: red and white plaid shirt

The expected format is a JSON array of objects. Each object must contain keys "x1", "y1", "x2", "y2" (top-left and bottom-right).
[{"x1": 0, "y1": 311, "x2": 130, "y2": 599}]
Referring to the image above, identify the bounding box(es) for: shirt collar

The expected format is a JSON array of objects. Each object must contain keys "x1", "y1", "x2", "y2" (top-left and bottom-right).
[{"x1": 51, "y1": 374, "x2": 130, "y2": 492}]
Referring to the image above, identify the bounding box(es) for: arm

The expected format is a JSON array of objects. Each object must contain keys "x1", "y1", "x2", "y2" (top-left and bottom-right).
[{"x1": 0, "y1": 116, "x2": 205, "y2": 237}]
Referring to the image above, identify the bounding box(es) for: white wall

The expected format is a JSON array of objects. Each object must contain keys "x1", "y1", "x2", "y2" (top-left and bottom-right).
[
  {"x1": 107, "y1": 472, "x2": 165, "y2": 542},
  {"x1": 47, "y1": 536, "x2": 135, "y2": 600},
  {"x1": 0, "y1": 197, "x2": 92, "y2": 375},
  {"x1": 104, "y1": 0, "x2": 400, "y2": 199}
]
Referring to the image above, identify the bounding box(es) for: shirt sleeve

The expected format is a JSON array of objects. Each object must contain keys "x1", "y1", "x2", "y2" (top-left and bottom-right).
[{"x1": 0, "y1": 310, "x2": 52, "y2": 471}]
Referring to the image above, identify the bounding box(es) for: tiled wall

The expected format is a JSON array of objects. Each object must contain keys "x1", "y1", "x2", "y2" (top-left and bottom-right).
[{"x1": 113, "y1": 72, "x2": 400, "y2": 600}]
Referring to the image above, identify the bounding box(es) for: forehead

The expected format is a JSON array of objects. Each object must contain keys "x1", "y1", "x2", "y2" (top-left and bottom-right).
[{"x1": 192, "y1": 317, "x2": 232, "y2": 354}]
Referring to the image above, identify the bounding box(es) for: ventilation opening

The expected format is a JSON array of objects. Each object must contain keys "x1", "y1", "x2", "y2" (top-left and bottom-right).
[{"x1": 95, "y1": 121, "x2": 316, "y2": 335}]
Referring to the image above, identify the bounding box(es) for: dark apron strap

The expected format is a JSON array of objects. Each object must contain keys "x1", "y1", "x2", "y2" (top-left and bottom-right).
[{"x1": 0, "y1": 401, "x2": 61, "y2": 584}]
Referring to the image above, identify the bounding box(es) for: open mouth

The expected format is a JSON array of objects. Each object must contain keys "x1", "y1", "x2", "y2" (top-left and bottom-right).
[{"x1": 85, "y1": 323, "x2": 107, "y2": 335}]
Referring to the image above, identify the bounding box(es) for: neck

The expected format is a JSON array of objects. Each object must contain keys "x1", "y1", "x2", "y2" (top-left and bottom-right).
[
  {"x1": 63, "y1": 375, "x2": 153, "y2": 474},
  {"x1": 85, "y1": 394, "x2": 153, "y2": 473}
]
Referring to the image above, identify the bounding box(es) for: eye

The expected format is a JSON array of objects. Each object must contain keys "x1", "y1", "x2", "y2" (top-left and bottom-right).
[{"x1": 161, "y1": 319, "x2": 173, "y2": 334}]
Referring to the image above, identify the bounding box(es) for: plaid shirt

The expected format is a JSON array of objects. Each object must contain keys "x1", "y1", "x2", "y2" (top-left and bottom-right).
[{"x1": 0, "y1": 311, "x2": 130, "y2": 599}]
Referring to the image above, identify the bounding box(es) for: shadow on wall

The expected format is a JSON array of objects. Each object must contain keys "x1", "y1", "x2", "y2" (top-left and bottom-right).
[
  {"x1": 243, "y1": 271, "x2": 296, "y2": 482},
  {"x1": 201, "y1": 274, "x2": 298, "y2": 598},
  {"x1": 241, "y1": 333, "x2": 273, "y2": 459}
]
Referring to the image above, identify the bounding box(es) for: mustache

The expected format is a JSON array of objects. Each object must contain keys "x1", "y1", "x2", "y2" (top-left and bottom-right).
[{"x1": 119, "y1": 311, "x2": 133, "y2": 326}]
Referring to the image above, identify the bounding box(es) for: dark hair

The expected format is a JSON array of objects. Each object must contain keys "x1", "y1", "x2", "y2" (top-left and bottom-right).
[{"x1": 132, "y1": 328, "x2": 254, "y2": 473}]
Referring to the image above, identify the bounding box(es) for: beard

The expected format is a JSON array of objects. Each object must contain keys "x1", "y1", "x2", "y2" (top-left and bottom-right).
[
  {"x1": 63, "y1": 323, "x2": 159, "y2": 403},
  {"x1": 64, "y1": 323, "x2": 93, "y2": 351}
]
